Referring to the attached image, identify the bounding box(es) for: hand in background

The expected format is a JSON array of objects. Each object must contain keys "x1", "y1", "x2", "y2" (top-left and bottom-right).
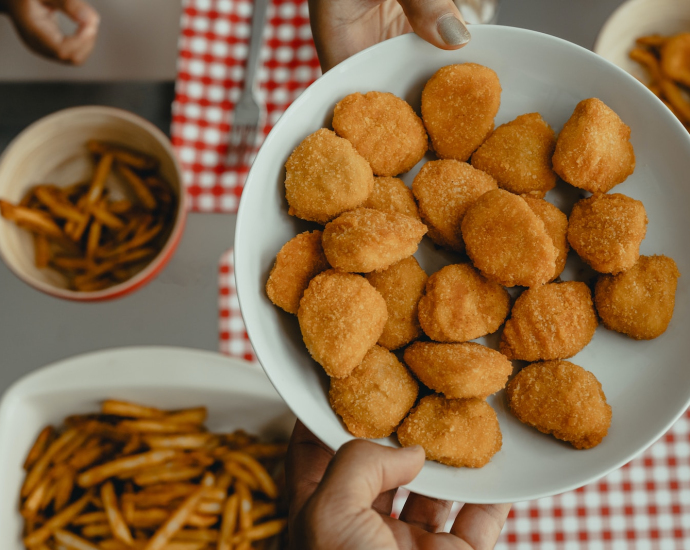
[
  {"x1": 287, "y1": 421, "x2": 511, "y2": 549},
  {"x1": 1, "y1": 0, "x2": 99, "y2": 65},
  {"x1": 308, "y1": 0, "x2": 471, "y2": 72}
]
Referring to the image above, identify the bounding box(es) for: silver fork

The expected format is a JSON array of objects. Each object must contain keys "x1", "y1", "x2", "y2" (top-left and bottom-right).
[{"x1": 226, "y1": 0, "x2": 270, "y2": 168}]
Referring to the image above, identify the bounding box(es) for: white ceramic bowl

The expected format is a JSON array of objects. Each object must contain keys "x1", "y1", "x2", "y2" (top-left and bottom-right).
[
  {"x1": 594, "y1": 0, "x2": 690, "y2": 81},
  {"x1": 235, "y1": 27, "x2": 690, "y2": 503},
  {"x1": 0, "y1": 106, "x2": 186, "y2": 301},
  {"x1": 0, "y1": 347, "x2": 294, "y2": 548}
]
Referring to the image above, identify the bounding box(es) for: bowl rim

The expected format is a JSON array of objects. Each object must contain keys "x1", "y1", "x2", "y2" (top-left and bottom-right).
[
  {"x1": 0, "y1": 105, "x2": 187, "y2": 302},
  {"x1": 235, "y1": 26, "x2": 690, "y2": 502}
]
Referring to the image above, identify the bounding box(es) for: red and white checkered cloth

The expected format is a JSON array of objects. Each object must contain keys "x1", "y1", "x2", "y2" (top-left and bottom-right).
[
  {"x1": 218, "y1": 248, "x2": 690, "y2": 548},
  {"x1": 172, "y1": 0, "x2": 321, "y2": 213}
]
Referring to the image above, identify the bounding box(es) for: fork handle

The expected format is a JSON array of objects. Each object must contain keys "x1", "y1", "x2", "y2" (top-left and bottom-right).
[{"x1": 244, "y1": 0, "x2": 270, "y2": 95}]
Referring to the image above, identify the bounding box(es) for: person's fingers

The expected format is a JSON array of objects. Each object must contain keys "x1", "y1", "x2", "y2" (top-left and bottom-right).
[
  {"x1": 450, "y1": 503, "x2": 512, "y2": 550},
  {"x1": 55, "y1": 0, "x2": 99, "y2": 27},
  {"x1": 53, "y1": 0, "x2": 99, "y2": 64},
  {"x1": 399, "y1": 492, "x2": 454, "y2": 533},
  {"x1": 313, "y1": 440, "x2": 425, "y2": 508},
  {"x1": 372, "y1": 488, "x2": 397, "y2": 516},
  {"x1": 286, "y1": 420, "x2": 334, "y2": 519},
  {"x1": 396, "y1": 0, "x2": 471, "y2": 49}
]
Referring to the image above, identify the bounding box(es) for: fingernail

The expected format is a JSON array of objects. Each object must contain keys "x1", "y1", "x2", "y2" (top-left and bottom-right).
[
  {"x1": 400, "y1": 444, "x2": 424, "y2": 454},
  {"x1": 437, "y1": 14, "x2": 472, "y2": 46}
]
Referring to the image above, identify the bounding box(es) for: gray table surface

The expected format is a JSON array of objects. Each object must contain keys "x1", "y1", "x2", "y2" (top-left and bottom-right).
[{"x1": 0, "y1": 0, "x2": 627, "y2": 394}]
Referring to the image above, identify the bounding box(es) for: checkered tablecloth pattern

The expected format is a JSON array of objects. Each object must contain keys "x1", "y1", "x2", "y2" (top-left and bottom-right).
[
  {"x1": 218, "y1": 248, "x2": 690, "y2": 548},
  {"x1": 171, "y1": 0, "x2": 321, "y2": 212}
]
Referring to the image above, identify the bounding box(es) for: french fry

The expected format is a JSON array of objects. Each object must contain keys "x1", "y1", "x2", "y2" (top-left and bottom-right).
[
  {"x1": 101, "y1": 481, "x2": 134, "y2": 545},
  {"x1": 24, "y1": 426, "x2": 54, "y2": 470},
  {"x1": 54, "y1": 529, "x2": 101, "y2": 550},
  {"x1": 223, "y1": 461, "x2": 259, "y2": 492},
  {"x1": 174, "y1": 529, "x2": 219, "y2": 543},
  {"x1": 223, "y1": 452, "x2": 278, "y2": 499},
  {"x1": 0, "y1": 200, "x2": 64, "y2": 239},
  {"x1": 77, "y1": 449, "x2": 177, "y2": 488},
  {"x1": 204, "y1": 487, "x2": 226, "y2": 502},
  {"x1": 108, "y1": 199, "x2": 134, "y2": 214},
  {"x1": 165, "y1": 408, "x2": 208, "y2": 426},
  {"x1": 133, "y1": 465, "x2": 205, "y2": 486},
  {"x1": 215, "y1": 471, "x2": 233, "y2": 493},
  {"x1": 231, "y1": 519, "x2": 287, "y2": 544},
  {"x1": 22, "y1": 428, "x2": 78, "y2": 498},
  {"x1": 21, "y1": 476, "x2": 52, "y2": 520},
  {"x1": 86, "y1": 153, "x2": 114, "y2": 206},
  {"x1": 235, "y1": 481, "x2": 253, "y2": 532},
  {"x1": 143, "y1": 475, "x2": 211, "y2": 550},
  {"x1": 660, "y1": 79, "x2": 690, "y2": 123},
  {"x1": 53, "y1": 431, "x2": 90, "y2": 464},
  {"x1": 34, "y1": 186, "x2": 88, "y2": 223},
  {"x1": 81, "y1": 522, "x2": 113, "y2": 538},
  {"x1": 40, "y1": 478, "x2": 57, "y2": 511},
  {"x1": 99, "y1": 221, "x2": 163, "y2": 258},
  {"x1": 90, "y1": 201, "x2": 125, "y2": 230},
  {"x1": 53, "y1": 465, "x2": 76, "y2": 511},
  {"x1": 630, "y1": 47, "x2": 663, "y2": 82},
  {"x1": 87, "y1": 140, "x2": 159, "y2": 171},
  {"x1": 636, "y1": 34, "x2": 668, "y2": 49},
  {"x1": 218, "y1": 494, "x2": 239, "y2": 550},
  {"x1": 187, "y1": 513, "x2": 217, "y2": 528},
  {"x1": 128, "y1": 485, "x2": 196, "y2": 508},
  {"x1": 51, "y1": 256, "x2": 93, "y2": 271},
  {"x1": 121, "y1": 435, "x2": 143, "y2": 455},
  {"x1": 118, "y1": 163, "x2": 157, "y2": 210},
  {"x1": 102, "y1": 399, "x2": 165, "y2": 419},
  {"x1": 86, "y1": 221, "x2": 102, "y2": 259},
  {"x1": 23, "y1": 490, "x2": 91, "y2": 546},
  {"x1": 196, "y1": 500, "x2": 222, "y2": 515},
  {"x1": 142, "y1": 434, "x2": 215, "y2": 450},
  {"x1": 250, "y1": 502, "x2": 277, "y2": 522},
  {"x1": 34, "y1": 233, "x2": 51, "y2": 268},
  {"x1": 117, "y1": 419, "x2": 201, "y2": 434},
  {"x1": 71, "y1": 511, "x2": 108, "y2": 526}
]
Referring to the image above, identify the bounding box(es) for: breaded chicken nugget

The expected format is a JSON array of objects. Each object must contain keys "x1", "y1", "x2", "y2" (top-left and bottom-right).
[
  {"x1": 421, "y1": 63, "x2": 502, "y2": 161},
  {"x1": 522, "y1": 196, "x2": 569, "y2": 280},
  {"x1": 266, "y1": 230, "x2": 330, "y2": 314},
  {"x1": 471, "y1": 113, "x2": 557, "y2": 197},
  {"x1": 595, "y1": 255, "x2": 680, "y2": 340},
  {"x1": 285, "y1": 128, "x2": 374, "y2": 223},
  {"x1": 404, "y1": 342, "x2": 512, "y2": 399},
  {"x1": 418, "y1": 264, "x2": 510, "y2": 343},
  {"x1": 298, "y1": 270, "x2": 387, "y2": 378},
  {"x1": 397, "y1": 395, "x2": 502, "y2": 468},
  {"x1": 500, "y1": 282, "x2": 598, "y2": 361},
  {"x1": 365, "y1": 257, "x2": 428, "y2": 350},
  {"x1": 412, "y1": 160, "x2": 497, "y2": 252},
  {"x1": 363, "y1": 177, "x2": 421, "y2": 220},
  {"x1": 330, "y1": 345, "x2": 419, "y2": 438},
  {"x1": 568, "y1": 193, "x2": 648, "y2": 274},
  {"x1": 461, "y1": 189, "x2": 558, "y2": 287},
  {"x1": 506, "y1": 360, "x2": 612, "y2": 449},
  {"x1": 332, "y1": 91, "x2": 428, "y2": 177},
  {"x1": 552, "y1": 98, "x2": 636, "y2": 193},
  {"x1": 322, "y1": 208, "x2": 427, "y2": 273}
]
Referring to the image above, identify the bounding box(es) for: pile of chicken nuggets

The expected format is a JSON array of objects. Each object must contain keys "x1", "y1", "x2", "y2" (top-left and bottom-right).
[{"x1": 265, "y1": 63, "x2": 681, "y2": 469}]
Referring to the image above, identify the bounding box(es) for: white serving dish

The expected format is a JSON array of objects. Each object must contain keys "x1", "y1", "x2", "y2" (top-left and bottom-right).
[
  {"x1": 594, "y1": 0, "x2": 690, "y2": 82},
  {"x1": 235, "y1": 27, "x2": 690, "y2": 503},
  {"x1": 0, "y1": 347, "x2": 294, "y2": 548}
]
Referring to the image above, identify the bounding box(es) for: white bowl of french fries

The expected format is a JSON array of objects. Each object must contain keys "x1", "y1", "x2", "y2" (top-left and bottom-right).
[
  {"x1": 0, "y1": 106, "x2": 186, "y2": 300},
  {"x1": 0, "y1": 346, "x2": 294, "y2": 549}
]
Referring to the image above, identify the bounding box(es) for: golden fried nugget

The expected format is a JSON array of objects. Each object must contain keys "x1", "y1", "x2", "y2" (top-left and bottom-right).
[
  {"x1": 506, "y1": 360, "x2": 612, "y2": 449},
  {"x1": 404, "y1": 342, "x2": 512, "y2": 400},
  {"x1": 397, "y1": 395, "x2": 502, "y2": 468},
  {"x1": 471, "y1": 113, "x2": 557, "y2": 197},
  {"x1": 266, "y1": 230, "x2": 330, "y2": 314},
  {"x1": 421, "y1": 63, "x2": 502, "y2": 161},
  {"x1": 365, "y1": 257, "x2": 428, "y2": 350},
  {"x1": 461, "y1": 189, "x2": 557, "y2": 287},
  {"x1": 330, "y1": 346, "x2": 419, "y2": 438},
  {"x1": 298, "y1": 270, "x2": 387, "y2": 378},
  {"x1": 362, "y1": 177, "x2": 421, "y2": 220},
  {"x1": 332, "y1": 91, "x2": 428, "y2": 176},
  {"x1": 500, "y1": 282, "x2": 598, "y2": 361},
  {"x1": 552, "y1": 98, "x2": 636, "y2": 193},
  {"x1": 322, "y1": 208, "x2": 427, "y2": 273},
  {"x1": 661, "y1": 33, "x2": 690, "y2": 87},
  {"x1": 522, "y1": 196, "x2": 569, "y2": 280},
  {"x1": 285, "y1": 128, "x2": 374, "y2": 223},
  {"x1": 595, "y1": 255, "x2": 680, "y2": 340},
  {"x1": 412, "y1": 160, "x2": 497, "y2": 252},
  {"x1": 418, "y1": 264, "x2": 510, "y2": 343},
  {"x1": 568, "y1": 193, "x2": 648, "y2": 274}
]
